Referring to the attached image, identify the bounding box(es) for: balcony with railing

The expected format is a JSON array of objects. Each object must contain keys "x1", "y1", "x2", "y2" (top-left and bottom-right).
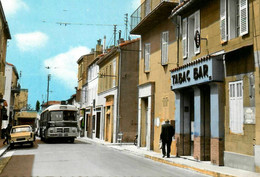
[{"x1": 130, "y1": 0, "x2": 178, "y2": 35}]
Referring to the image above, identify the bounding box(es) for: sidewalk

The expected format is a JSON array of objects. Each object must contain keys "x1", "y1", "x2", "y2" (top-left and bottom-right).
[
  {"x1": 77, "y1": 137, "x2": 260, "y2": 177},
  {"x1": 0, "y1": 139, "x2": 9, "y2": 157}
]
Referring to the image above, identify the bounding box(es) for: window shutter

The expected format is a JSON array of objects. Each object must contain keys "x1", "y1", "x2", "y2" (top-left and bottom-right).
[
  {"x1": 229, "y1": 81, "x2": 243, "y2": 134},
  {"x1": 220, "y1": 0, "x2": 227, "y2": 42},
  {"x1": 237, "y1": 82, "x2": 243, "y2": 133},
  {"x1": 145, "y1": 43, "x2": 150, "y2": 72},
  {"x1": 161, "y1": 31, "x2": 169, "y2": 65},
  {"x1": 240, "y1": 0, "x2": 248, "y2": 36},
  {"x1": 194, "y1": 10, "x2": 200, "y2": 55},
  {"x1": 182, "y1": 18, "x2": 188, "y2": 59}
]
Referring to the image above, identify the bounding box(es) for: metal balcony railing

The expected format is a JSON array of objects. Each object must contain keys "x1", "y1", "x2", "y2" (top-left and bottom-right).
[{"x1": 130, "y1": 0, "x2": 175, "y2": 31}]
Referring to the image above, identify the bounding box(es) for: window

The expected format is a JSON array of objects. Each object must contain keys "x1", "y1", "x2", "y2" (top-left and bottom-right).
[
  {"x1": 229, "y1": 81, "x2": 243, "y2": 134},
  {"x1": 145, "y1": 0, "x2": 151, "y2": 16},
  {"x1": 144, "y1": 43, "x2": 150, "y2": 72},
  {"x1": 182, "y1": 10, "x2": 200, "y2": 60},
  {"x1": 220, "y1": 0, "x2": 248, "y2": 42},
  {"x1": 161, "y1": 31, "x2": 169, "y2": 65},
  {"x1": 112, "y1": 59, "x2": 116, "y2": 87}
]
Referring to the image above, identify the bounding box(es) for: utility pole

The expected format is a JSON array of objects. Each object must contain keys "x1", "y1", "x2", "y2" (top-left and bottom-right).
[
  {"x1": 46, "y1": 74, "x2": 51, "y2": 106},
  {"x1": 114, "y1": 25, "x2": 117, "y2": 46},
  {"x1": 124, "y1": 13, "x2": 128, "y2": 40}
]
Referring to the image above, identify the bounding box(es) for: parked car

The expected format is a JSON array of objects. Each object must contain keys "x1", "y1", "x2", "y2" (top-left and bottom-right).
[{"x1": 10, "y1": 125, "x2": 35, "y2": 148}]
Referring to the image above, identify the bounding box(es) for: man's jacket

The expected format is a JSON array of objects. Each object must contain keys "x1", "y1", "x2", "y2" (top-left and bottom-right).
[{"x1": 160, "y1": 123, "x2": 175, "y2": 142}]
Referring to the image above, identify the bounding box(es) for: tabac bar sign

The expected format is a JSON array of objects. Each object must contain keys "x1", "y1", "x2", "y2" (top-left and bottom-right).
[{"x1": 170, "y1": 56, "x2": 224, "y2": 90}]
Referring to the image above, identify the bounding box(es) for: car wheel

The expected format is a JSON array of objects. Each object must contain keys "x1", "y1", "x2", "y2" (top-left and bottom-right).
[{"x1": 10, "y1": 143, "x2": 14, "y2": 149}]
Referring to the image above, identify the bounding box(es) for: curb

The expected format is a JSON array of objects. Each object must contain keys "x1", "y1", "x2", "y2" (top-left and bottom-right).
[
  {"x1": 145, "y1": 155, "x2": 235, "y2": 177},
  {"x1": 0, "y1": 145, "x2": 9, "y2": 157}
]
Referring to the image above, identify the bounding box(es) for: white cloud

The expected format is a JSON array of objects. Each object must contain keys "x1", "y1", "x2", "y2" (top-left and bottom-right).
[
  {"x1": 44, "y1": 46, "x2": 90, "y2": 90},
  {"x1": 15, "y1": 31, "x2": 49, "y2": 52},
  {"x1": 1, "y1": 0, "x2": 28, "y2": 16},
  {"x1": 131, "y1": 0, "x2": 140, "y2": 10}
]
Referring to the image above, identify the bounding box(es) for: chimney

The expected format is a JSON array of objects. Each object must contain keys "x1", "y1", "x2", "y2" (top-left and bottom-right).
[
  {"x1": 103, "y1": 35, "x2": 106, "y2": 54},
  {"x1": 118, "y1": 30, "x2": 122, "y2": 45},
  {"x1": 91, "y1": 48, "x2": 95, "y2": 53},
  {"x1": 96, "y1": 39, "x2": 103, "y2": 54},
  {"x1": 119, "y1": 38, "x2": 125, "y2": 44}
]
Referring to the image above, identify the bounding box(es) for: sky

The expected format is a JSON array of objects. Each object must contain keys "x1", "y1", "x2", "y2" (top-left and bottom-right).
[{"x1": 1, "y1": 0, "x2": 140, "y2": 108}]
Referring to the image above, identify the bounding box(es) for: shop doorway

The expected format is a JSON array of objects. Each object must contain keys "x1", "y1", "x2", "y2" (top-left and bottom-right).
[
  {"x1": 182, "y1": 90, "x2": 194, "y2": 156},
  {"x1": 140, "y1": 97, "x2": 148, "y2": 148},
  {"x1": 92, "y1": 115, "x2": 96, "y2": 138},
  {"x1": 96, "y1": 112, "x2": 101, "y2": 138}
]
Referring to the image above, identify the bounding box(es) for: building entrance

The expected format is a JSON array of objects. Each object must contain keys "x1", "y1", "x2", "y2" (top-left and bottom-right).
[
  {"x1": 140, "y1": 97, "x2": 148, "y2": 148},
  {"x1": 178, "y1": 85, "x2": 211, "y2": 161}
]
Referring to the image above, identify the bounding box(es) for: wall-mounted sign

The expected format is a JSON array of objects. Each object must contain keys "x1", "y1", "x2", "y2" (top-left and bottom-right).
[
  {"x1": 170, "y1": 56, "x2": 224, "y2": 90},
  {"x1": 244, "y1": 107, "x2": 255, "y2": 124},
  {"x1": 194, "y1": 30, "x2": 200, "y2": 48}
]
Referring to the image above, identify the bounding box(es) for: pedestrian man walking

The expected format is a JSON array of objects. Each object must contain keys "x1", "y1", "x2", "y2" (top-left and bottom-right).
[
  {"x1": 3, "y1": 124, "x2": 12, "y2": 145},
  {"x1": 160, "y1": 120, "x2": 175, "y2": 158}
]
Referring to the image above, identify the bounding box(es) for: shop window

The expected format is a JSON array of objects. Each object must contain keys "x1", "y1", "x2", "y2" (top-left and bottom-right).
[
  {"x1": 229, "y1": 80, "x2": 243, "y2": 134},
  {"x1": 144, "y1": 43, "x2": 150, "y2": 72},
  {"x1": 220, "y1": 0, "x2": 248, "y2": 42},
  {"x1": 182, "y1": 10, "x2": 200, "y2": 60},
  {"x1": 161, "y1": 31, "x2": 169, "y2": 65}
]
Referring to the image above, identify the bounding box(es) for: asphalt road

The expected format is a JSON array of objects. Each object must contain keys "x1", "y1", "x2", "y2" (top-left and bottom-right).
[{"x1": 0, "y1": 138, "x2": 209, "y2": 176}]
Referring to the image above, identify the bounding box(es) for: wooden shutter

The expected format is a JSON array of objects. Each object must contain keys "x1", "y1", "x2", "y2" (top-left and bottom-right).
[
  {"x1": 240, "y1": 0, "x2": 248, "y2": 36},
  {"x1": 220, "y1": 0, "x2": 227, "y2": 42},
  {"x1": 229, "y1": 81, "x2": 243, "y2": 134},
  {"x1": 161, "y1": 31, "x2": 169, "y2": 65},
  {"x1": 144, "y1": 43, "x2": 150, "y2": 72},
  {"x1": 194, "y1": 10, "x2": 200, "y2": 55},
  {"x1": 182, "y1": 18, "x2": 187, "y2": 59}
]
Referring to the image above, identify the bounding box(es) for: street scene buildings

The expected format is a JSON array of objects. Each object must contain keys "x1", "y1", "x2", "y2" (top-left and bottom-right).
[{"x1": 1, "y1": 0, "x2": 260, "y2": 176}]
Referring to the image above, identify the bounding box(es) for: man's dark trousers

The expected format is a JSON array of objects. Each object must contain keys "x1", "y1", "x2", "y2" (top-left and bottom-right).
[{"x1": 162, "y1": 140, "x2": 172, "y2": 157}]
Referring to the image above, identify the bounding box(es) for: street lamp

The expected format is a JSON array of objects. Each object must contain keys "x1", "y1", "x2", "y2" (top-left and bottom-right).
[{"x1": 46, "y1": 74, "x2": 51, "y2": 106}]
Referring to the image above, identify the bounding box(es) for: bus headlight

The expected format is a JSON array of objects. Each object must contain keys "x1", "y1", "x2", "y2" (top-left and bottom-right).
[
  {"x1": 49, "y1": 128, "x2": 54, "y2": 133},
  {"x1": 72, "y1": 127, "x2": 77, "y2": 133}
]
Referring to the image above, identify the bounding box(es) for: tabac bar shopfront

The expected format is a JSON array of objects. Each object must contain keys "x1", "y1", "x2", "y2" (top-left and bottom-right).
[{"x1": 170, "y1": 55, "x2": 225, "y2": 165}]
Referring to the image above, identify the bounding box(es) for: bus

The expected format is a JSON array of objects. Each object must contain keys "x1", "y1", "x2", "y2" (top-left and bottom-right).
[{"x1": 39, "y1": 104, "x2": 78, "y2": 143}]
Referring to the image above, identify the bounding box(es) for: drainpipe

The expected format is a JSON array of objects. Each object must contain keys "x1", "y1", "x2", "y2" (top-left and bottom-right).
[
  {"x1": 116, "y1": 47, "x2": 122, "y2": 143},
  {"x1": 223, "y1": 54, "x2": 226, "y2": 77},
  {"x1": 171, "y1": 15, "x2": 181, "y2": 67}
]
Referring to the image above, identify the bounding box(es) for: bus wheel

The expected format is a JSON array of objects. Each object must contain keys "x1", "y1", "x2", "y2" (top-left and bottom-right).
[{"x1": 69, "y1": 138, "x2": 74, "y2": 143}]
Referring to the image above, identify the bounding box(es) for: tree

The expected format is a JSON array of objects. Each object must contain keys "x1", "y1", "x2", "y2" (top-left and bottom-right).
[{"x1": 36, "y1": 100, "x2": 40, "y2": 112}]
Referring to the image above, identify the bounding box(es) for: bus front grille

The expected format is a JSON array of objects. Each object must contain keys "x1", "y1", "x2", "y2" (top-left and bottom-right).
[{"x1": 57, "y1": 128, "x2": 63, "y2": 133}]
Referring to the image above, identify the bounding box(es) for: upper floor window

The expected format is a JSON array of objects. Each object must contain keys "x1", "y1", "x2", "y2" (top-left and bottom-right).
[
  {"x1": 112, "y1": 59, "x2": 116, "y2": 87},
  {"x1": 161, "y1": 31, "x2": 169, "y2": 65},
  {"x1": 182, "y1": 10, "x2": 200, "y2": 60},
  {"x1": 144, "y1": 43, "x2": 151, "y2": 72},
  {"x1": 145, "y1": 0, "x2": 151, "y2": 16},
  {"x1": 220, "y1": 0, "x2": 248, "y2": 42}
]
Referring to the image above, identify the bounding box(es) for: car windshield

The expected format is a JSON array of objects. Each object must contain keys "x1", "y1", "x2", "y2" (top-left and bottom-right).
[
  {"x1": 50, "y1": 111, "x2": 77, "y2": 121},
  {"x1": 12, "y1": 127, "x2": 31, "y2": 133}
]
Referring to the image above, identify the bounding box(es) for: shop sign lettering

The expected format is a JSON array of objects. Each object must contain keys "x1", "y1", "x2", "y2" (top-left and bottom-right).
[{"x1": 172, "y1": 64, "x2": 209, "y2": 85}]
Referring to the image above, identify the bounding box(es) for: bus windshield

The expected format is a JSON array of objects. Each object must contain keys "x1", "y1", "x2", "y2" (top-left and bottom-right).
[{"x1": 50, "y1": 111, "x2": 77, "y2": 121}]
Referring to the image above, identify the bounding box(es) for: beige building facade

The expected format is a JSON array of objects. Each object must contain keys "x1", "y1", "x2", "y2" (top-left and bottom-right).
[
  {"x1": 130, "y1": 0, "x2": 178, "y2": 152},
  {"x1": 0, "y1": 1, "x2": 11, "y2": 136},
  {"x1": 130, "y1": 0, "x2": 260, "y2": 173},
  {"x1": 169, "y1": 0, "x2": 260, "y2": 172},
  {"x1": 97, "y1": 39, "x2": 139, "y2": 143}
]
